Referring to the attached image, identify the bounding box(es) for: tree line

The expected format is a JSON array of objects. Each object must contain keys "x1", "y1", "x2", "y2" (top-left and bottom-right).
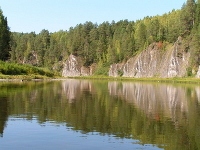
[{"x1": 1, "y1": 0, "x2": 200, "y2": 71}]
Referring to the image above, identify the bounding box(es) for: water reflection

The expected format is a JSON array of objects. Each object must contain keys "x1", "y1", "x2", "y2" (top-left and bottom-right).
[
  {"x1": 0, "y1": 97, "x2": 8, "y2": 137},
  {"x1": 0, "y1": 80, "x2": 200, "y2": 149},
  {"x1": 108, "y1": 82, "x2": 189, "y2": 122},
  {"x1": 62, "y1": 79, "x2": 96, "y2": 103}
]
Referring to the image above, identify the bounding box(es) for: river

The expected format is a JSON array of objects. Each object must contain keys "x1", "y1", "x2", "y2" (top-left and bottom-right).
[{"x1": 0, "y1": 79, "x2": 200, "y2": 150}]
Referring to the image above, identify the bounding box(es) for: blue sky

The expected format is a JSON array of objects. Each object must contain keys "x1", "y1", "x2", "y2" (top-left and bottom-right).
[{"x1": 0, "y1": 0, "x2": 186, "y2": 33}]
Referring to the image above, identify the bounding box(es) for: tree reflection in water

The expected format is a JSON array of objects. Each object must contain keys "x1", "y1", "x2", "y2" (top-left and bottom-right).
[{"x1": 0, "y1": 80, "x2": 200, "y2": 149}]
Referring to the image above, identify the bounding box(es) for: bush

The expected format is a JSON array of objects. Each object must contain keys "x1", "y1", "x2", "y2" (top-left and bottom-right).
[
  {"x1": 187, "y1": 67, "x2": 193, "y2": 77},
  {"x1": 117, "y1": 69, "x2": 123, "y2": 77},
  {"x1": 0, "y1": 61, "x2": 54, "y2": 77},
  {"x1": 94, "y1": 66, "x2": 109, "y2": 76}
]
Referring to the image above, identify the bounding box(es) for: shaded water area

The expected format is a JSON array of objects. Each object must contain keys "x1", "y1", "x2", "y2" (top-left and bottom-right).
[{"x1": 0, "y1": 79, "x2": 200, "y2": 150}]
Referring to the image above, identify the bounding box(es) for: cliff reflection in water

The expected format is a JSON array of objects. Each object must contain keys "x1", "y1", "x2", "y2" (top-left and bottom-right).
[
  {"x1": 62, "y1": 80, "x2": 200, "y2": 149},
  {"x1": 62, "y1": 79, "x2": 96, "y2": 103},
  {"x1": 108, "y1": 82, "x2": 189, "y2": 123},
  {"x1": 0, "y1": 80, "x2": 200, "y2": 149}
]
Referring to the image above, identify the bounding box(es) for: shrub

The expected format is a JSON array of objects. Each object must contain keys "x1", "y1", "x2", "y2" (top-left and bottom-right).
[
  {"x1": 117, "y1": 69, "x2": 123, "y2": 77},
  {"x1": 94, "y1": 66, "x2": 109, "y2": 76},
  {"x1": 0, "y1": 61, "x2": 54, "y2": 77},
  {"x1": 187, "y1": 67, "x2": 193, "y2": 77}
]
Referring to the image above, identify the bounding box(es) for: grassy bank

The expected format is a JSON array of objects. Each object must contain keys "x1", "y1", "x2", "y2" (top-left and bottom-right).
[
  {"x1": 0, "y1": 61, "x2": 59, "y2": 79},
  {"x1": 68, "y1": 76, "x2": 200, "y2": 84}
]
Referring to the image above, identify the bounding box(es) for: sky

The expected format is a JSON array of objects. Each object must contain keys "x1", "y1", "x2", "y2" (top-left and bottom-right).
[{"x1": 0, "y1": 0, "x2": 186, "y2": 33}]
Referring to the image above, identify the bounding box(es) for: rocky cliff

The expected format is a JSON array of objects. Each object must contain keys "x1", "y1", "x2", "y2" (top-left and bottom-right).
[
  {"x1": 62, "y1": 55, "x2": 96, "y2": 77},
  {"x1": 109, "y1": 37, "x2": 192, "y2": 78},
  {"x1": 62, "y1": 37, "x2": 200, "y2": 78}
]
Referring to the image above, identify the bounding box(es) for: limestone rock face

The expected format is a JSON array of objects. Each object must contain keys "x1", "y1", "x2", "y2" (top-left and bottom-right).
[
  {"x1": 62, "y1": 55, "x2": 97, "y2": 77},
  {"x1": 196, "y1": 66, "x2": 200, "y2": 78},
  {"x1": 109, "y1": 63, "x2": 125, "y2": 77},
  {"x1": 62, "y1": 55, "x2": 82, "y2": 77},
  {"x1": 109, "y1": 38, "x2": 191, "y2": 78}
]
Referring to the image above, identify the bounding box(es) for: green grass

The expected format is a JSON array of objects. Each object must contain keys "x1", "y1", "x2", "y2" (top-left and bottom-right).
[
  {"x1": 93, "y1": 66, "x2": 109, "y2": 76},
  {"x1": 0, "y1": 61, "x2": 59, "y2": 79},
  {"x1": 67, "y1": 76, "x2": 200, "y2": 84}
]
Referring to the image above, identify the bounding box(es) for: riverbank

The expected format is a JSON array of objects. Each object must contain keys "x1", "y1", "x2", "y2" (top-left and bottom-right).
[
  {"x1": 68, "y1": 76, "x2": 200, "y2": 84},
  {"x1": 1, "y1": 74, "x2": 200, "y2": 84},
  {"x1": 0, "y1": 74, "x2": 65, "y2": 81},
  {"x1": 0, "y1": 78, "x2": 68, "y2": 81}
]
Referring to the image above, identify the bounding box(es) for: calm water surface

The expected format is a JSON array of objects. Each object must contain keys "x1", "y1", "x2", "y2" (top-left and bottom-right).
[{"x1": 0, "y1": 79, "x2": 200, "y2": 150}]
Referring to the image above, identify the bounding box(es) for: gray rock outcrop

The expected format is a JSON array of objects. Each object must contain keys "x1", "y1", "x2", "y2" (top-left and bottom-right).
[
  {"x1": 62, "y1": 55, "x2": 82, "y2": 77},
  {"x1": 109, "y1": 37, "x2": 190, "y2": 78},
  {"x1": 62, "y1": 55, "x2": 97, "y2": 77},
  {"x1": 196, "y1": 66, "x2": 200, "y2": 78}
]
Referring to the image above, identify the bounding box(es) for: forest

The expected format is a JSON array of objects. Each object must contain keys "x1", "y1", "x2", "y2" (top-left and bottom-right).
[{"x1": 1, "y1": 0, "x2": 200, "y2": 74}]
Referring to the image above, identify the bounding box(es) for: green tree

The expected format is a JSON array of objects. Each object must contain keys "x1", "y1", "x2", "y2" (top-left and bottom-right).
[
  {"x1": 35, "y1": 29, "x2": 50, "y2": 66},
  {"x1": 194, "y1": 0, "x2": 200, "y2": 29},
  {"x1": 135, "y1": 22, "x2": 147, "y2": 50},
  {"x1": 180, "y1": 0, "x2": 196, "y2": 36},
  {"x1": 106, "y1": 44, "x2": 117, "y2": 64},
  {"x1": 96, "y1": 22, "x2": 110, "y2": 63},
  {"x1": 166, "y1": 10, "x2": 181, "y2": 42},
  {"x1": 0, "y1": 9, "x2": 10, "y2": 61},
  {"x1": 191, "y1": 24, "x2": 200, "y2": 66},
  {"x1": 124, "y1": 22, "x2": 135, "y2": 58},
  {"x1": 89, "y1": 27, "x2": 99, "y2": 63}
]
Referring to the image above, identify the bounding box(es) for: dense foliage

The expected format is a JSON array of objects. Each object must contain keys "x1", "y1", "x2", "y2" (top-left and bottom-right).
[{"x1": 2, "y1": 0, "x2": 200, "y2": 72}]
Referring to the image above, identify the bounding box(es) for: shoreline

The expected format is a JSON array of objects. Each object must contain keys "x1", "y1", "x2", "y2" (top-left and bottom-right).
[
  {"x1": 0, "y1": 76, "x2": 200, "y2": 84},
  {"x1": 67, "y1": 76, "x2": 200, "y2": 84},
  {"x1": 0, "y1": 78, "x2": 68, "y2": 82}
]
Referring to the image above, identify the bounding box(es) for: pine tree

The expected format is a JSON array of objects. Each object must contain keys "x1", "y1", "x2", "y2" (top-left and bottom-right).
[
  {"x1": 0, "y1": 9, "x2": 10, "y2": 61},
  {"x1": 194, "y1": 0, "x2": 200, "y2": 29},
  {"x1": 135, "y1": 22, "x2": 147, "y2": 50},
  {"x1": 180, "y1": 0, "x2": 196, "y2": 36}
]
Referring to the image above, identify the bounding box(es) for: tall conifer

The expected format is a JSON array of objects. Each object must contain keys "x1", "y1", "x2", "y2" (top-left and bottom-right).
[{"x1": 0, "y1": 9, "x2": 10, "y2": 60}]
